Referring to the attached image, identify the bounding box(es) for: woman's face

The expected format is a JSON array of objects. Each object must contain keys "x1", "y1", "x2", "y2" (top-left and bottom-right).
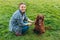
[{"x1": 19, "y1": 4, "x2": 26, "y2": 13}]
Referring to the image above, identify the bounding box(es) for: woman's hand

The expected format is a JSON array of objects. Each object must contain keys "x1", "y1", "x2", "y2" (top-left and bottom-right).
[
  {"x1": 27, "y1": 23, "x2": 32, "y2": 26},
  {"x1": 30, "y1": 21, "x2": 34, "y2": 23}
]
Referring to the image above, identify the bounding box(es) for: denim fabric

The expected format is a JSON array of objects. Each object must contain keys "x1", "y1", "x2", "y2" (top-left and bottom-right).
[
  {"x1": 22, "y1": 25, "x2": 29, "y2": 34},
  {"x1": 12, "y1": 24, "x2": 29, "y2": 34}
]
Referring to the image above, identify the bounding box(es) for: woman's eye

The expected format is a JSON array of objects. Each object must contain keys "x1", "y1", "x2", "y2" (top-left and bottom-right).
[
  {"x1": 21, "y1": 6, "x2": 26, "y2": 8},
  {"x1": 21, "y1": 6, "x2": 23, "y2": 8}
]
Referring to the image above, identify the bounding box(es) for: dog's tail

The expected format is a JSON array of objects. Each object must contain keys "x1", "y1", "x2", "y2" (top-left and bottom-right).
[{"x1": 45, "y1": 26, "x2": 52, "y2": 30}]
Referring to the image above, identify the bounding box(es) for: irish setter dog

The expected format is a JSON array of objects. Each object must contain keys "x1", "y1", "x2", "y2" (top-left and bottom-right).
[{"x1": 33, "y1": 14, "x2": 45, "y2": 34}]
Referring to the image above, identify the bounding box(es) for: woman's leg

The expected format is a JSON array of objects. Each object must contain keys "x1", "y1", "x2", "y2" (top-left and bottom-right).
[
  {"x1": 12, "y1": 26, "x2": 22, "y2": 36},
  {"x1": 22, "y1": 26, "x2": 29, "y2": 34}
]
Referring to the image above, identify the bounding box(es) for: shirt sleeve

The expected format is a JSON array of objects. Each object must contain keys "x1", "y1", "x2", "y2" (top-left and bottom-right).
[{"x1": 24, "y1": 14, "x2": 29, "y2": 21}]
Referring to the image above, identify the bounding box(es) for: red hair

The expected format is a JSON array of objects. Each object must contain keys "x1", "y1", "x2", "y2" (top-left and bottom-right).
[{"x1": 19, "y1": 2, "x2": 26, "y2": 7}]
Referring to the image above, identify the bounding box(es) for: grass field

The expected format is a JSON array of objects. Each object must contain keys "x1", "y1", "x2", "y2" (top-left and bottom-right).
[{"x1": 0, "y1": 0, "x2": 60, "y2": 40}]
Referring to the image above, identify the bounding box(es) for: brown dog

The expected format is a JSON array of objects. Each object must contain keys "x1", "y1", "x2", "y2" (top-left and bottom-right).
[{"x1": 33, "y1": 14, "x2": 45, "y2": 34}]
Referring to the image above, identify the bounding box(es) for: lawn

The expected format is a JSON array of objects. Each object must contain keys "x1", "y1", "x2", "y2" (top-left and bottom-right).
[{"x1": 0, "y1": 0, "x2": 60, "y2": 40}]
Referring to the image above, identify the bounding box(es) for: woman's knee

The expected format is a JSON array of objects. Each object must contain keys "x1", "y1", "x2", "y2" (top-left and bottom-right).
[{"x1": 24, "y1": 26, "x2": 29, "y2": 29}]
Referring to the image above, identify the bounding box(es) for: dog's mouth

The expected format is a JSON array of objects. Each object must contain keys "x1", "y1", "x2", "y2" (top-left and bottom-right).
[
  {"x1": 39, "y1": 19, "x2": 42, "y2": 23},
  {"x1": 39, "y1": 24, "x2": 42, "y2": 25}
]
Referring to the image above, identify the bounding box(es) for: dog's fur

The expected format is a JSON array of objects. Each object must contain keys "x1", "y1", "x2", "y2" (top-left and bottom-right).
[{"x1": 34, "y1": 14, "x2": 45, "y2": 34}]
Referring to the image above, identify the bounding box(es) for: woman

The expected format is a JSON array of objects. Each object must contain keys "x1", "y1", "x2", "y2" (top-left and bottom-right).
[{"x1": 9, "y1": 3, "x2": 34, "y2": 36}]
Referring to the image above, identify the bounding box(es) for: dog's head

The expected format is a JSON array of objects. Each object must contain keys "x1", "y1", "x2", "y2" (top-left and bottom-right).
[{"x1": 35, "y1": 14, "x2": 44, "y2": 25}]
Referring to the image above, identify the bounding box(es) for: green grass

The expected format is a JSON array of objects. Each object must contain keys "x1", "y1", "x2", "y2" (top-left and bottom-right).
[{"x1": 0, "y1": 0, "x2": 60, "y2": 40}]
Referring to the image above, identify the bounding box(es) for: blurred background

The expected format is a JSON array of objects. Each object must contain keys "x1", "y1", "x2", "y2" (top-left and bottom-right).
[{"x1": 0, "y1": 0, "x2": 60, "y2": 40}]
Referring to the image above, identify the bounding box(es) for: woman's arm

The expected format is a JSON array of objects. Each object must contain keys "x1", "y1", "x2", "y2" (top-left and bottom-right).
[
  {"x1": 24, "y1": 14, "x2": 34, "y2": 23},
  {"x1": 27, "y1": 18, "x2": 34, "y2": 23}
]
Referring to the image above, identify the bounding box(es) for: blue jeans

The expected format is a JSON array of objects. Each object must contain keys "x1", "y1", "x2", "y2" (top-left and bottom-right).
[
  {"x1": 22, "y1": 26, "x2": 29, "y2": 34},
  {"x1": 12, "y1": 23, "x2": 29, "y2": 34}
]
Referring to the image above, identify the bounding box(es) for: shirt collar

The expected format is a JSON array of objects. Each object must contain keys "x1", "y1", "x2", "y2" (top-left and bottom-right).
[{"x1": 19, "y1": 10, "x2": 25, "y2": 16}]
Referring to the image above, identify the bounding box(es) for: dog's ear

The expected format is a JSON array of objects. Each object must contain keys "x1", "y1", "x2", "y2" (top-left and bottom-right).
[
  {"x1": 40, "y1": 15, "x2": 44, "y2": 21},
  {"x1": 43, "y1": 15, "x2": 44, "y2": 18},
  {"x1": 42, "y1": 15, "x2": 44, "y2": 20},
  {"x1": 35, "y1": 15, "x2": 39, "y2": 25}
]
